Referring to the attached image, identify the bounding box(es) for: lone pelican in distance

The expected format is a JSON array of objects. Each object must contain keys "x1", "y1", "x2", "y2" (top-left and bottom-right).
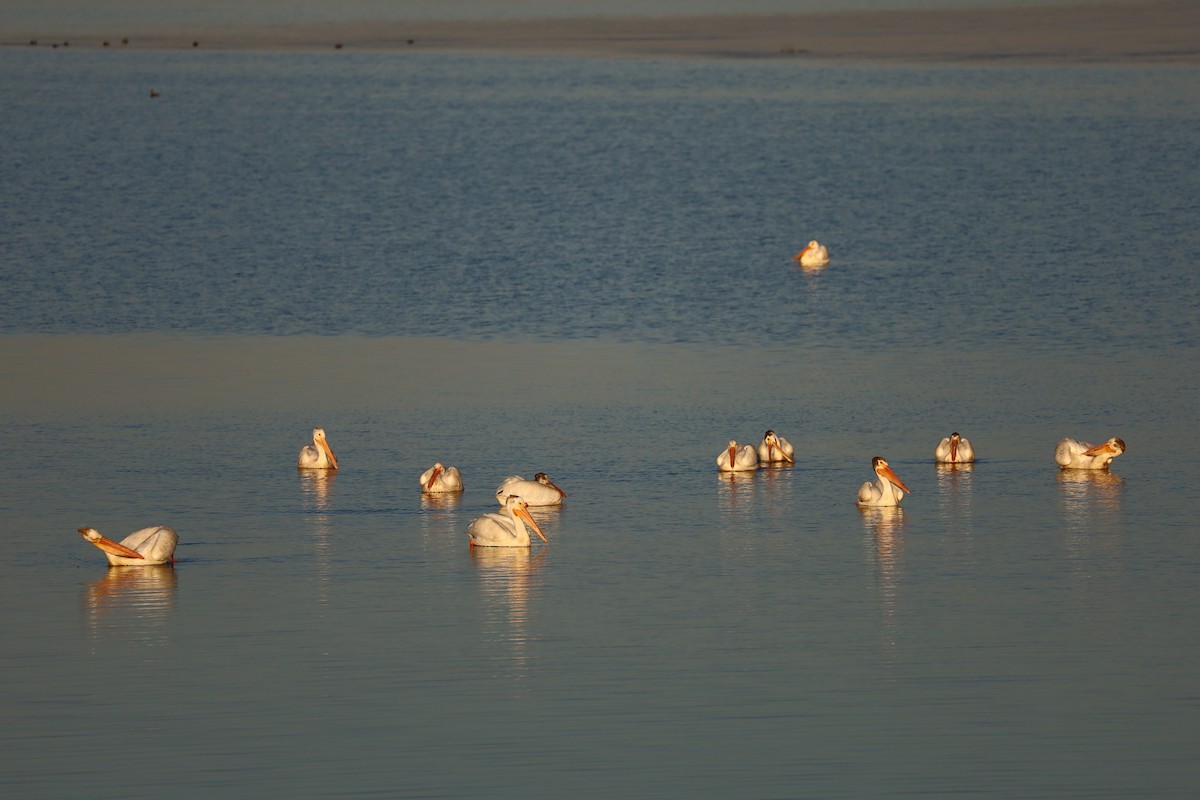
[
  {"x1": 758, "y1": 430, "x2": 795, "y2": 464},
  {"x1": 78, "y1": 526, "x2": 178, "y2": 566},
  {"x1": 495, "y1": 473, "x2": 566, "y2": 506},
  {"x1": 792, "y1": 240, "x2": 830, "y2": 268},
  {"x1": 1055, "y1": 436, "x2": 1126, "y2": 470},
  {"x1": 467, "y1": 495, "x2": 548, "y2": 548},
  {"x1": 420, "y1": 462, "x2": 463, "y2": 493},
  {"x1": 856, "y1": 456, "x2": 911, "y2": 507},
  {"x1": 717, "y1": 440, "x2": 760, "y2": 472},
  {"x1": 934, "y1": 432, "x2": 975, "y2": 463},
  {"x1": 298, "y1": 427, "x2": 338, "y2": 470}
]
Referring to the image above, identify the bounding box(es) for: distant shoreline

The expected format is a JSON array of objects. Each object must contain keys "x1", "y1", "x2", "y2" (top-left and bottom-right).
[{"x1": 7, "y1": 2, "x2": 1199, "y2": 64}]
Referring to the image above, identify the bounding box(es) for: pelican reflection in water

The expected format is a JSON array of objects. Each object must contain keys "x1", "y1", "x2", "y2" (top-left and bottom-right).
[{"x1": 84, "y1": 564, "x2": 177, "y2": 643}]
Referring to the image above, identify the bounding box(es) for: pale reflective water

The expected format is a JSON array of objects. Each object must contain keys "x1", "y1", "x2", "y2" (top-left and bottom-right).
[{"x1": 2, "y1": 48, "x2": 1199, "y2": 799}]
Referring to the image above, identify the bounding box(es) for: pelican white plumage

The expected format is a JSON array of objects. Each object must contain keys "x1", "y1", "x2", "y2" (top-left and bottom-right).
[
  {"x1": 297, "y1": 427, "x2": 338, "y2": 470},
  {"x1": 495, "y1": 472, "x2": 566, "y2": 506},
  {"x1": 717, "y1": 440, "x2": 759, "y2": 472},
  {"x1": 856, "y1": 456, "x2": 912, "y2": 507},
  {"x1": 757, "y1": 430, "x2": 795, "y2": 464},
  {"x1": 467, "y1": 495, "x2": 548, "y2": 548},
  {"x1": 420, "y1": 462, "x2": 463, "y2": 493},
  {"x1": 791, "y1": 240, "x2": 830, "y2": 268},
  {"x1": 78, "y1": 526, "x2": 178, "y2": 566},
  {"x1": 1055, "y1": 436, "x2": 1126, "y2": 470},
  {"x1": 934, "y1": 432, "x2": 975, "y2": 464}
]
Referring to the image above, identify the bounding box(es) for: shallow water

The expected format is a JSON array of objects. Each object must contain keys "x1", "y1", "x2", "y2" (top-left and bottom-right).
[{"x1": 2, "y1": 49, "x2": 1199, "y2": 799}]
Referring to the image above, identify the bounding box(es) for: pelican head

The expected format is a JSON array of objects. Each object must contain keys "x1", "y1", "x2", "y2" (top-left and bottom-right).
[
  {"x1": 312, "y1": 427, "x2": 338, "y2": 470},
  {"x1": 873, "y1": 456, "x2": 911, "y2": 494},
  {"x1": 425, "y1": 462, "x2": 445, "y2": 490},
  {"x1": 949, "y1": 431, "x2": 961, "y2": 460},
  {"x1": 762, "y1": 430, "x2": 794, "y2": 463},
  {"x1": 506, "y1": 495, "x2": 548, "y2": 543},
  {"x1": 77, "y1": 527, "x2": 144, "y2": 559},
  {"x1": 1084, "y1": 437, "x2": 1126, "y2": 461},
  {"x1": 534, "y1": 472, "x2": 567, "y2": 497}
]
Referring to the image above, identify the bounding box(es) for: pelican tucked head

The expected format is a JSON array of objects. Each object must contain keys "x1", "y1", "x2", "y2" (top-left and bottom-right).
[
  {"x1": 426, "y1": 462, "x2": 444, "y2": 490},
  {"x1": 1085, "y1": 437, "x2": 1126, "y2": 459},
  {"x1": 949, "y1": 431, "x2": 961, "y2": 460},
  {"x1": 533, "y1": 472, "x2": 567, "y2": 498},
  {"x1": 873, "y1": 456, "x2": 911, "y2": 494}
]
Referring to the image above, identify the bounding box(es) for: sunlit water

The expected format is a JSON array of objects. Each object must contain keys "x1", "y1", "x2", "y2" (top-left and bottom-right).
[{"x1": 1, "y1": 48, "x2": 1198, "y2": 799}]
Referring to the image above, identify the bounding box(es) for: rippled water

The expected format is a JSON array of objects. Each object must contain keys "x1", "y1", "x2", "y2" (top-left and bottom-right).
[{"x1": 2, "y1": 48, "x2": 1198, "y2": 799}]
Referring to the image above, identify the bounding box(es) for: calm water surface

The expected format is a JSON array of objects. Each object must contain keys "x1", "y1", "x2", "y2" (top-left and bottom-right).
[{"x1": 1, "y1": 48, "x2": 1198, "y2": 798}]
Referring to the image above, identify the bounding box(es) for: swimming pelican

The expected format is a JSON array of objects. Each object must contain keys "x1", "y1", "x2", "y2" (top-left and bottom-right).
[
  {"x1": 934, "y1": 432, "x2": 975, "y2": 463},
  {"x1": 757, "y1": 430, "x2": 795, "y2": 464},
  {"x1": 856, "y1": 456, "x2": 911, "y2": 507},
  {"x1": 717, "y1": 440, "x2": 759, "y2": 472},
  {"x1": 791, "y1": 240, "x2": 830, "y2": 268},
  {"x1": 297, "y1": 427, "x2": 338, "y2": 470},
  {"x1": 77, "y1": 526, "x2": 178, "y2": 566},
  {"x1": 467, "y1": 495, "x2": 548, "y2": 548},
  {"x1": 420, "y1": 462, "x2": 463, "y2": 493},
  {"x1": 1055, "y1": 436, "x2": 1126, "y2": 470},
  {"x1": 495, "y1": 472, "x2": 566, "y2": 506}
]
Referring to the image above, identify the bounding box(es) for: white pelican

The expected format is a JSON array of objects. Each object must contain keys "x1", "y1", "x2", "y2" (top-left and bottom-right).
[
  {"x1": 934, "y1": 432, "x2": 975, "y2": 464},
  {"x1": 495, "y1": 472, "x2": 566, "y2": 506},
  {"x1": 791, "y1": 240, "x2": 830, "y2": 268},
  {"x1": 1055, "y1": 436, "x2": 1126, "y2": 470},
  {"x1": 856, "y1": 456, "x2": 912, "y2": 507},
  {"x1": 297, "y1": 427, "x2": 338, "y2": 470},
  {"x1": 420, "y1": 462, "x2": 463, "y2": 493},
  {"x1": 467, "y1": 495, "x2": 548, "y2": 548},
  {"x1": 757, "y1": 430, "x2": 795, "y2": 464},
  {"x1": 717, "y1": 440, "x2": 759, "y2": 472},
  {"x1": 78, "y1": 526, "x2": 178, "y2": 566}
]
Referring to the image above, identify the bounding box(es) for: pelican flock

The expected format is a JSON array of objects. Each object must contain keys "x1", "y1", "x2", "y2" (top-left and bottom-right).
[
  {"x1": 420, "y1": 462, "x2": 464, "y2": 493},
  {"x1": 791, "y1": 240, "x2": 830, "y2": 268},
  {"x1": 856, "y1": 457, "x2": 911, "y2": 507},
  {"x1": 298, "y1": 427, "x2": 338, "y2": 470},
  {"x1": 495, "y1": 472, "x2": 566, "y2": 506},
  {"x1": 467, "y1": 495, "x2": 548, "y2": 548},
  {"x1": 717, "y1": 440, "x2": 760, "y2": 472},
  {"x1": 757, "y1": 430, "x2": 795, "y2": 464},
  {"x1": 1055, "y1": 437, "x2": 1126, "y2": 470},
  {"x1": 78, "y1": 526, "x2": 178, "y2": 566},
  {"x1": 934, "y1": 432, "x2": 975, "y2": 464}
]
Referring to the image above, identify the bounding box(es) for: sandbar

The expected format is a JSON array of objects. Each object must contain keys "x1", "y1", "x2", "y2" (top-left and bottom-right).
[{"x1": 7, "y1": 2, "x2": 1200, "y2": 64}]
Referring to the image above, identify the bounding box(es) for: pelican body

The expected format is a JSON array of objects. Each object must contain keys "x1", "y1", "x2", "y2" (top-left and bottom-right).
[
  {"x1": 298, "y1": 427, "x2": 338, "y2": 470},
  {"x1": 792, "y1": 240, "x2": 830, "y2": 268},
  {"x1": 717, "y1": 440, "x2": 759, "y2": 472},
  {"x1": 78, "y1": 526, "x2": 178, "y2": 566},
  {"x1": 420, "y1": 462, "x2": 463, "y2": 493},
  {"x1": 757, "y1": 430, "x2": 795, "y2": 464},
  {"x1": 1055, "y1": 437, "x2": 1126, "y2": 470},
  {"x1": 467, "y1": 495, "x2": 548, "y2": 548},
  {"x1": 934, "y1": 432, "x2": 975, "y2": 464},
  {"x1": 856, "y1": 456, "x2": 911, "y2": 507},
  {"x1": 495, "y1": 473, "x2": 566, "y2": 506}
]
